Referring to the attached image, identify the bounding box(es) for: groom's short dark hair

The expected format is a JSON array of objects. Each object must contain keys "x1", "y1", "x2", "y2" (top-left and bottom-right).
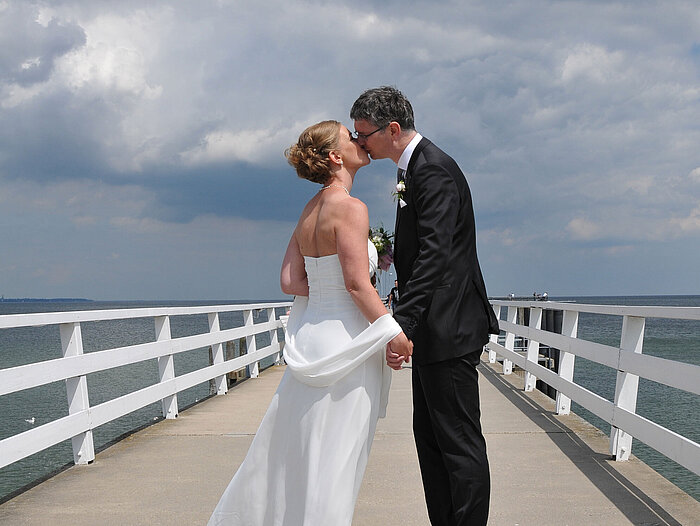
[{"x1": 350, "y1": 86, "x2": 415, "y2": 130}]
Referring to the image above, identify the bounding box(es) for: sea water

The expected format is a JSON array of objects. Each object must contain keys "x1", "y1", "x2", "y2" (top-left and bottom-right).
[{"x1": 0, "y1": 297, "x2": 698, "y2": 502}]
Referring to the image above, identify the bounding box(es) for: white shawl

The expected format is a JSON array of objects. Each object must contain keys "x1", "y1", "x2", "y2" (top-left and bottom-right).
[{"x1": 283, "y1": 296, "x2": 401, "y2": 418}]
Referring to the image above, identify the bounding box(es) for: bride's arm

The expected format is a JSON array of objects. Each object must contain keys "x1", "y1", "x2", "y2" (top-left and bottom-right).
[
  {"x1": 335, "y1": 199, "x2": 390, "y2": 323},
  {"x1": 280, "y1": 234, "x2": 309, "y2": 296},
  {"x1": 337, "y1": 198, "x2": 413, "y2": 364}
]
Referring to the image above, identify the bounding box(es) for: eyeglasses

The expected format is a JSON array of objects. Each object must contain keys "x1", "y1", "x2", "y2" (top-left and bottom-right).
[{"x1": 351, "y1": 124, "x2": 388, "y2": 141}]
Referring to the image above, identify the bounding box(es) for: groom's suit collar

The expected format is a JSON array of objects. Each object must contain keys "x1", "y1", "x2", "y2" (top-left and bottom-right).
[
  {"x1": 406, "y1": 136, "x2": 433, "y2": 176},
  {"x1": 397, "y1": 132, "x2": 423, "y2": 171}
]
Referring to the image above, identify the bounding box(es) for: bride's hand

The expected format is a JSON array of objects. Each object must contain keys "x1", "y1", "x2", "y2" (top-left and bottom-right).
[
  {"x1": 386, "y1": 346, "x2": 403, "y2": 370},
  {"x1": 386, "y1": 332, "x2": 412, "y2": 370}
]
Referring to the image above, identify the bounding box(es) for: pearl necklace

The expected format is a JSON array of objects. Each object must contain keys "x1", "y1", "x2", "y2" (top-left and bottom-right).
[{"x1": 319, "y1": 184, "x2": 350, "y2": 195}]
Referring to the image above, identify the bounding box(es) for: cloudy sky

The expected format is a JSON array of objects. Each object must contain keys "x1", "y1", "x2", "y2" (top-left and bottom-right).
[{"x1": 1, "y1": 0, "x2": 698, "y2": 301}]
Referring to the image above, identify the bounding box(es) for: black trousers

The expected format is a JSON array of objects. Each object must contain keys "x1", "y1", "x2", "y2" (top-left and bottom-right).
[{"x1": 412, "y1": 350, "x2": 490, "y2": 526}]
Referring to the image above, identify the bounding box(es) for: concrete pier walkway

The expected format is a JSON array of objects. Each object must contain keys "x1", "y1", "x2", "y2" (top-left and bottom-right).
[{"x1": 1, "y1": 357, "x2": 698, "y2": 525}]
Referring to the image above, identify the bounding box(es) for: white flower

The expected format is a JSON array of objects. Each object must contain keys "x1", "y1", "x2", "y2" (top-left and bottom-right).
[{"x1": 396, "y1": 181, "x2": 406, "y2": 192}]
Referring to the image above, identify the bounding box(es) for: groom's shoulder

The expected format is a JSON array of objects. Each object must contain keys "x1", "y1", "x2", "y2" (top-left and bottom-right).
[
  {"x1": 415, "y1": 137, "x2": 452, "y2": 163},
  {"x1": 414, "y1": 138, "x2": 460, "y2": 173}
]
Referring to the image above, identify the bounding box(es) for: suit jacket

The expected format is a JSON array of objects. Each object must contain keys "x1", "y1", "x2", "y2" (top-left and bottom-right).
[{"x1": 393, "y1": 137, "x2": 499, "y2": 365}]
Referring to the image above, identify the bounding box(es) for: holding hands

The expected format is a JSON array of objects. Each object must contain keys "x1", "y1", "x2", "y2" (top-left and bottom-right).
[{"x1": 386, "y1": 332, "x2": 412, "y2": 370}]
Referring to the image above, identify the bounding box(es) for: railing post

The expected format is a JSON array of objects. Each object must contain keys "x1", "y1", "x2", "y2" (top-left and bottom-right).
[
  {"x1": 60, "y1": 322, "x2": 95, "y2": 465},
  {"x1": 609, "y1": 315, "x2": 645, "y2": 461},
  {"x1": 155, "y1": 316, "x2": 178, "y2": 418},
  {"x1": 524, "y1": 307, "x2": 542, "y2": 391},
  {"x1": 488, "y1": 304, "x2": 500, "y2": 363},
  {"x1": 267, "y1": 308, "x2": 281, "y2": 365},
  {"x1": 503, "y1": 306, "x2": 517, "y2": 374},
  {"x1": 208, "y1": 312, "x2": 227, "y2": 395},
  {"x1": 556, "y1": 309, "x2": 579, "y2": 415},
  {"x1": 244, "y1": 310, "x2": 259, "y2": 378}
]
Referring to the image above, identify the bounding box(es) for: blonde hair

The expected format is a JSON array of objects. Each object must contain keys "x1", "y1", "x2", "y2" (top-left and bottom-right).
[{"x1": 285, "y1": 120, "x2": 340, "y2": 185}]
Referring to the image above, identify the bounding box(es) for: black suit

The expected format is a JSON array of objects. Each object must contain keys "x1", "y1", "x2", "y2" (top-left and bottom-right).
[{"x1": 393, "y1": 137, "x2": 498, "y2": 526}]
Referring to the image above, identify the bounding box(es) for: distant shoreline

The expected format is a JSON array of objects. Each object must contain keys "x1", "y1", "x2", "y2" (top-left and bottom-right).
[{"x1": 0, "y1": 298, "x2": 93, "y2": 303}]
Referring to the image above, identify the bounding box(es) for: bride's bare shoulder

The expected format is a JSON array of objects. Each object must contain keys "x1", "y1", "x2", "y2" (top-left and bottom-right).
[
  {"x1": 334, "y1": 195, "x2": 367, "y2": 214},
  {"x1": 333, "y1": 197, "x2": 369, "y2": 233}
]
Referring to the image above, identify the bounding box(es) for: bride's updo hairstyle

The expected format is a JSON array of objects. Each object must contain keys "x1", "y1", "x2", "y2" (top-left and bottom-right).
[{"x1": 285, "y1": 120, "x2": 340, "y2": 185}]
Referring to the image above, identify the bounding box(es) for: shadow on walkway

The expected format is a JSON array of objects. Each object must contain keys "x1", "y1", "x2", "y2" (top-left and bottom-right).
[{"x1": 479, "y1": 361, "x2": 684, "y2": 526}]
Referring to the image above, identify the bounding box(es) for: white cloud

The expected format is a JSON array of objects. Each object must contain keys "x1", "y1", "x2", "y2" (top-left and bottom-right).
[
  {"x1": 180, "y1": 127, "x2": 287, "y2": 167},
  {"x1": 561, "y1": 44, "x2": 625, "y2": 84},
  {"x1": 20, "y1": 56, "x2": 41, "y2": 70},
  {"x1": 1, "y1": 82, "x2": 44, "y2": 108},
  {"x1": 57, "y1": 43, "x2": 162, "y2": 98},
  {"x1": 479, "y1": 227, "x2": 519, "y2": 247},
  {"x1": 71, "y1": 215, "x2": 98, "y2": 226},
  {"x1": 180, "y1": 117, "x2": 323, "y2": 167},
  {"x1": 567, "y1": 217, "x2": 601, "y2": 241},
  {"x1": 52, "y1": 9, "x2": 164, "y2": 97},
  {"x1": 622, "y1": 175, "x2": 655, "y2": 195},
  {"x1": 689, "y1": 167, "x2": 700, "y2": 183},
  {"x1": 671, "y1": 205, "x2": 700, "y2": 233}
]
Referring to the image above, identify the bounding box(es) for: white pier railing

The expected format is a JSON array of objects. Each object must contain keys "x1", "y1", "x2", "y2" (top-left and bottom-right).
[
  {"x1": 485, "y1": 300, "x2": 700, "y2": 476},
  {"x1": 0, "y1": 302, "x2": 292, "y2": 470}
]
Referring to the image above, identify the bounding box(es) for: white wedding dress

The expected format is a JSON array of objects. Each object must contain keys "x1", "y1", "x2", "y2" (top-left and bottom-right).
[{"x1": 208, "y1": 241, "x2": 401, "y2": 526}]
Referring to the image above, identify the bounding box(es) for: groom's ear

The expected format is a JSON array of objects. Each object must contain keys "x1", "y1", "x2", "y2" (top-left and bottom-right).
[{"x1": 388, "y1": 121, "x2": 402, "y2": 138}]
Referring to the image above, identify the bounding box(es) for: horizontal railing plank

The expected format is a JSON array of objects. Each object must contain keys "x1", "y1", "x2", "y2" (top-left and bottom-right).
[
  {"x1": 486, "y1": 341, "x2": 615, "y2": 422},
  {"x1": 612, "y1": 406, "x2": 700, "y2": 475},
  {"x1": 0, "y1": 319, "x2": 283, "y2": 395},
  {"x1": 618, "y1": 351, "x2": 700, "y2": 396},
  {"x1": 0, "y1": 303, "x2": 291, "y2": 329},
  {"x1": 498, "y1": 320, "x2": 620, "y2": 369},
  {"x1": 497, "y1": 320, "x2": 700, "y2": 396},
  {"x1": 490, "y1": 300, "x2": 700, "y2": 320},
  {"x1": 89, "y1": 343, "x2": 281, "y2": 428},
  {"x1": 0, "y1": 411, "x2": 91, "y2": 469}
]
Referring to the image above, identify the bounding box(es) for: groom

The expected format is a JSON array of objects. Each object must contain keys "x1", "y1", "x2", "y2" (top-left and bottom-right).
[{"x1": 351, "y1": 86, "x2": 499, "y2": 526}]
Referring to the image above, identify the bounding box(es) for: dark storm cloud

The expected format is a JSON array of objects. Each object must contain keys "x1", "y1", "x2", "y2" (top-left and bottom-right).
[{"x1": 133, "y1": 164, "x2": 313, "y2": 224}]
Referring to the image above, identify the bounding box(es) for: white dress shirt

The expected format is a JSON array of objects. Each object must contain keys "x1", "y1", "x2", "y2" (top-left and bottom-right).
[{"x1": 397, "y1": 132, "x2": 423, "y2": 171}]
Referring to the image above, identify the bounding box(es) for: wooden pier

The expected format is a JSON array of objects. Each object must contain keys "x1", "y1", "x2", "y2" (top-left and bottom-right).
[{"x1": 1, "y1": 358, "x2": 697, "y2": 525}]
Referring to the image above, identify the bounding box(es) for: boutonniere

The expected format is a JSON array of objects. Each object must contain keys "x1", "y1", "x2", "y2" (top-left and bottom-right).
[{"x1": 393, "y1": 180, "x2": 407, "y2": 208}]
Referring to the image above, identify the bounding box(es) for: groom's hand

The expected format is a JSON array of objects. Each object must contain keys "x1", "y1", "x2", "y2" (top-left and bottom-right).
[{"x1": 387, "y1": 333, "x2": 412, "y2": 370}]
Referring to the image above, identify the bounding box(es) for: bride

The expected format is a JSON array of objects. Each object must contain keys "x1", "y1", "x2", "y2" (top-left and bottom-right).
[{"x1": 208, "y1": 120, "x2": 412, "y2": 525}]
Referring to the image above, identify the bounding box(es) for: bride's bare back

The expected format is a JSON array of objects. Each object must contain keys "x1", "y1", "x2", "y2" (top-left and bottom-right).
[{"x1": 295, "y1": 189, "x2": 356, "y2": 257}]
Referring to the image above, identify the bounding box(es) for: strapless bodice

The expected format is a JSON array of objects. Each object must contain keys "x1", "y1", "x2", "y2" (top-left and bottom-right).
[
  {"x1": 304, "y1": 254, "x2": 354, "y2": 312},
  {"x1": 304, "y1": 240, "x2": 378, "y2": 314}
]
